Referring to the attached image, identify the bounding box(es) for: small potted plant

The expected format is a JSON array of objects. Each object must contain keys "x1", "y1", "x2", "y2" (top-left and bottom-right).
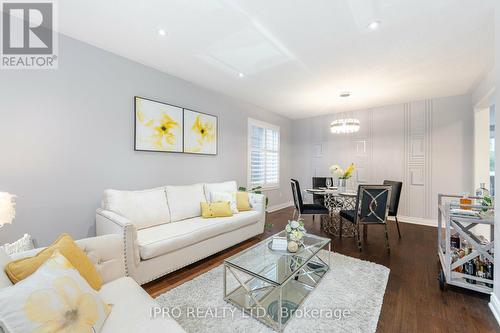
[
  {"x1": 285, "y1": 219, "x2": 306, "y2": 253},
  {"x1": 329, "y1": 163, "x2": 355, "y2": 192}
]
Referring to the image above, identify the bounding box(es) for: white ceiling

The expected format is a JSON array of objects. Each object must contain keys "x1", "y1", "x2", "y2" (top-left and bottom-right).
[{"x1": 58, "y1": 0, "x2": 494, "y2": 119}]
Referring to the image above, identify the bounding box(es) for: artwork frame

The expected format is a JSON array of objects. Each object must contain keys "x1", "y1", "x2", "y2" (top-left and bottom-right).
[
  {"x1": 134, "y1": 96, "x2": 184, "y2": 153},
  {"x1": 182, "y1": 108, "x2": 218, "y2": 155}
]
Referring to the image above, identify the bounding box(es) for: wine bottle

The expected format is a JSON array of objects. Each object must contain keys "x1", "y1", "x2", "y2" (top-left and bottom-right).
[
  {"x1": 485, "y1": 259, "x2": 494, "y2": 288},
  {"x1": 464, "y1": 260, "x2": 476, "y2": 284}
]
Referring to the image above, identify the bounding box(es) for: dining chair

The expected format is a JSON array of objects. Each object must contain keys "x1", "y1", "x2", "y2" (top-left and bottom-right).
[
  {"x1": 339, "y1": 185, "x2": 392, "y2": 253},
  {"x1": 312, "y1": 177, "x2": 333, "y2": 205},
  {"x1": 290, "y1": 179, "x2": 329, "y2": 222},
  {"x1": 383, "y1": 180, "x2": 403, "y2": 238}
]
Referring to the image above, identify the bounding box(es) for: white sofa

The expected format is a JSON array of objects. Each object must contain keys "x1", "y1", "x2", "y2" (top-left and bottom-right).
[
  {"x1": 96, "y1": 181, "x2": 266, "y2": 285},
  {"x1": 1, "y1": 234, "x2": 186, "y2": 333}
]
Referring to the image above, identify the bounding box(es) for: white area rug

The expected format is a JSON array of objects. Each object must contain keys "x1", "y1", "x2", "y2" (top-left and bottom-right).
[{"x1": 156, "y1": 251, "x2": 389, "y2": 333}]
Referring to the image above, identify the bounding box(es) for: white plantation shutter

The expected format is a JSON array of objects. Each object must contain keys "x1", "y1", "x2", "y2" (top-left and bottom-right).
[{"x1": 248, "y1": 119, "x2": 280, "y2": 188}]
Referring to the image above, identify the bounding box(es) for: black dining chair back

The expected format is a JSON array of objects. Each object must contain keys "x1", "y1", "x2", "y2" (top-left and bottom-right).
[
  {"x1": 383, "y1": 180, "x2": 403, "y2": 238},
  {"x1": 340, "y1": 184, "x2": 392, "y2": 253},
  {"x1": 312, "y1": 177, "x2": 333, "y2": 204},
  {"x1": 356, "y1": 185, "x2": 392, "y2": 224},
  {"x1": 290, "y1": 179, "x2": 303, "y2": 213},
  {"x1": 290, "y1": 179, "x2": 329, "y2": 221}
]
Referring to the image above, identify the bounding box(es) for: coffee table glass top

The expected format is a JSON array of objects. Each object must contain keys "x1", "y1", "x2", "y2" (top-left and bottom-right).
[{"x1": 225, "y1": 230, "x2": 330, "y2": 284}]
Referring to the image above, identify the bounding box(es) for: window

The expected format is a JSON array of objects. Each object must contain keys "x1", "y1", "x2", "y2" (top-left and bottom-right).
[{"x1": 248, "y1": 118, "x2": 280, "y2": 189}]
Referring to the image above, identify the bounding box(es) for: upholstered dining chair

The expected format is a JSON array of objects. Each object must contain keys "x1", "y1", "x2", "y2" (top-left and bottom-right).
[
  {"x1": 312, "y1": 177, "x2": 333, "y2": 205},
  {"x1": 290, "y1": 179, "x2": 329, "y2": 222},
  {"x1": 383, "y1": 180, "x2": 403, "y2": 238},
  {"x1": 339, "y1": 185, "x2": 392, "y2": 253}
]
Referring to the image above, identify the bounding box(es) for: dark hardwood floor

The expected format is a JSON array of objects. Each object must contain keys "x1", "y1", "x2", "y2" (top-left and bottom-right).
[{"x1": 143, "y1": 207, "x2": 499, "y2": 332}]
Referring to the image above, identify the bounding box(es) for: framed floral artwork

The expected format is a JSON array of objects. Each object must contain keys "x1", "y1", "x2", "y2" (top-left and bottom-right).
[
  {"x1": 134, "y1": 96, "x2": 183, "y2": 153},
  {"x1": 183, "y1": 109, "x2": 218, "y2": 155}
]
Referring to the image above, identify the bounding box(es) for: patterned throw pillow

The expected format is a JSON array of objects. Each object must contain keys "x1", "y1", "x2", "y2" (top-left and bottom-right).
[
  {"x1": 0, "y1": 251, "x2": 110, "y2": 333},
  {"x1": 1, "y1": 234, "x2": 33, "y2": 256},
  {"x1": 210, "y1": 191, "x2": 238, "y2": 214}
]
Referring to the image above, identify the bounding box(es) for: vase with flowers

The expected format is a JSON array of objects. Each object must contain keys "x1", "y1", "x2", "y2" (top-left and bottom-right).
[
  {"x1": 285, "y1": 219, "x2": 306, "y2": 253},
  {"x1": 329, "y1": 163, "x2": 355, "y2": 192}
]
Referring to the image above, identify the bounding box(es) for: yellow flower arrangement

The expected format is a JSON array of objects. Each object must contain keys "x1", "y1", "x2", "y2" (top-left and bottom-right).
[
  {"x1": 329, "y1": 163, "x2": 355, "y2": 179},
  {"x1": 344, "y1": 163, "x2": 355, "y2": 179}
]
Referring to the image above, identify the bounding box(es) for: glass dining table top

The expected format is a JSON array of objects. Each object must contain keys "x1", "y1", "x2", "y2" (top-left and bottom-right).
[
  {"x1": 224, "y1": 230, "x2": 330, "y2": 285},
  {"x1": 306, "y1": 188, "x2": 357, "y2": 196}
]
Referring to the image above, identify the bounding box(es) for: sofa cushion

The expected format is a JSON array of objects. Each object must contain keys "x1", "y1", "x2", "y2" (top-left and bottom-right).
[
  {"x1": 102, "y1": 187, "x2": 170, "y2": 229},
  {"x1": 204, "y1": 181, "x2": 238, "y2": 201},
  {"x1": 166, "y1": 184, "x2": 206, "y2": 222},
  {"x1": 99, "y1": 277, "x2": 185, "y2": 333},
  {"x1": 137, "y1": 210, "x2": 261, "y2": 260}
]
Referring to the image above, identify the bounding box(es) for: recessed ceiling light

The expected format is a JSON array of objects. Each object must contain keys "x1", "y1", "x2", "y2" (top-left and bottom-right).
[
  {"x1": 238, "y1": 72, "x2": 245, "y2": 78},
  {"x1": 157, "y1": 29, "x2": 166, "y2": 36},
  {"x1": 340, "y1": 92, "x2": 351, "y2": 98},
  {"x1": 368, "y1": 20, "x2": 380, "y2": 30}
]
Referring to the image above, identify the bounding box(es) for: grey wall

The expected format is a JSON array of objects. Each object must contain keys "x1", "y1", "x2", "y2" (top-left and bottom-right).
[
  {"x1": 291, "y1": 94, "x2": 474, "y2": 222},
  {"x1": 0, "y1": 35, "x2": 293, "y2": 246}
]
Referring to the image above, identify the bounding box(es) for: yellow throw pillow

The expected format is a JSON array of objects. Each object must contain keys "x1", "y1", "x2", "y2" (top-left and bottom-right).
[
  {"x1": 236, "y1": 191, "x2": 252, "y2": 211},
  {"x1": 201, "y1": 201, "x2": 233, "y2": 218},
  {"x1": 5, "y1": 234, "x2": 102, "y2": 290},
  {"x1": 0, "y1": 251, "x2": 110, "y2": 333}
]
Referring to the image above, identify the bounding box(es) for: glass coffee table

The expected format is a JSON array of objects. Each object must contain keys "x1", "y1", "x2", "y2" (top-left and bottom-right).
[{"x1": 223, "y1": 231, "x2": 331, "y2": 332}]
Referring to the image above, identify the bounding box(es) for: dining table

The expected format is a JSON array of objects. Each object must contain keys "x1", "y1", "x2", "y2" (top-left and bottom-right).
[{"x1": 305, "y1": 188, "x2": 358, "y2": 237}]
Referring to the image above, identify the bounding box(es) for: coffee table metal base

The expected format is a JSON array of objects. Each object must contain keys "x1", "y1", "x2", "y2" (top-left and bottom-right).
[{"x1": 223, "y1": 246, "x2": 330, "y2": 332}]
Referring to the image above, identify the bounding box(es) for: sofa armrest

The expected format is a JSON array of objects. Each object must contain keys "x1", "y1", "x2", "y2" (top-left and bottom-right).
[
  {"x1": 77, "y1": 235, "x2": 125, "y2": 284},
  {"x1": 248, "y1": 193, "x2": 266, "y2": 212},
  {"x1": 96, "y1": 209, "x2": 140, "y2": 273},
  {"x1": 11, "y1": 235, "x2": 126, "y2": 285}
]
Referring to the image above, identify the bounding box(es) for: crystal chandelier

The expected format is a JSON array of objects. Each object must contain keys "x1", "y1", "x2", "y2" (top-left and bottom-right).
[{"x1": 330, "y1": 118, "x2": 360, "y2": 134}]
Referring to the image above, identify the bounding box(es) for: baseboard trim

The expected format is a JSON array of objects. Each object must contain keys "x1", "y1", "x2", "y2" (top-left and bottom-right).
[
  {"x1": 389, "y1": 215, "x2": 437, "y2": 227},
  {"x1": 489, "y1": 293, "x2": 500, "y2": 327},
  {"x1": 267, "y1": 201, "x2": 293, "y2": 213}
]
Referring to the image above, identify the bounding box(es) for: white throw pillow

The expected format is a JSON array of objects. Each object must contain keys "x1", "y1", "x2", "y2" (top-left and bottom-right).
[
  {"x1": 1, "y1": 234, "x2": 33, "y2": 255},
  {"x1": 102, "y1": 187, "x2": 170, "y2": 229},
  {"x1": 0, "y1": 251, "x2": 110, "y2": 333},
  {"x1": 204, "y1": 181, "x2": 237, "y2": 202},
  {"x1": 211, "y1": 191, "x2": 238, "y2": 214},
  {"x1": 166, "y1": 184, "x2": 207, "y2": 221},
  {"x1": 0, "y1": 248, "x2": 12, "y2": 289}
]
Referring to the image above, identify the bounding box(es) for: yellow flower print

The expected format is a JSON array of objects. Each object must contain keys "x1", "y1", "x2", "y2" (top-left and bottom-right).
[
  {"x1": 152, "y1": 113, "x2": 179, "y2": 148},
  {"x1": 24, "y1": 276, "x2": 106, "y2": 333},
  {"x1": 191, "y1": 115, "x2": 215, "y2": 147},
  {"x1": 137, "y1": 110, "x2": 179, "y2": 149}
]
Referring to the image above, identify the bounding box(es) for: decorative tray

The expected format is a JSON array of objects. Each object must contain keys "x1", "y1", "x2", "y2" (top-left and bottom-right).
[{"x1": 267, "y1": 240, "x2": 305, "y2": 256}]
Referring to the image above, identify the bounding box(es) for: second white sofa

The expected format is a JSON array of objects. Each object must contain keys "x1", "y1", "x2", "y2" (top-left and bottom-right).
[
  {"x1": 3, "y1": 234, "x2": 186, "y2": 333},
  {"x1": 96, "y1": 181, "x2": 266, "y2": 285}
]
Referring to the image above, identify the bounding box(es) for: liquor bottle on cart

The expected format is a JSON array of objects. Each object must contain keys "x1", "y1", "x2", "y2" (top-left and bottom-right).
[
  {"x1": 460, "y1": 193, "x2": 472, "y2": 210},
  {"x1": 463, "y1": 259, "x2": 476, "y2": 284},
  {"x1": 475, "y1": 183, "x2": 490, "y2": 198}
]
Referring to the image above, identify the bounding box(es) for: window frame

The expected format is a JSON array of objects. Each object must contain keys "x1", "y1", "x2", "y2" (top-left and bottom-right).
[{"x1": 247, "y1": 118, "x2": 280, "y2": 190}]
